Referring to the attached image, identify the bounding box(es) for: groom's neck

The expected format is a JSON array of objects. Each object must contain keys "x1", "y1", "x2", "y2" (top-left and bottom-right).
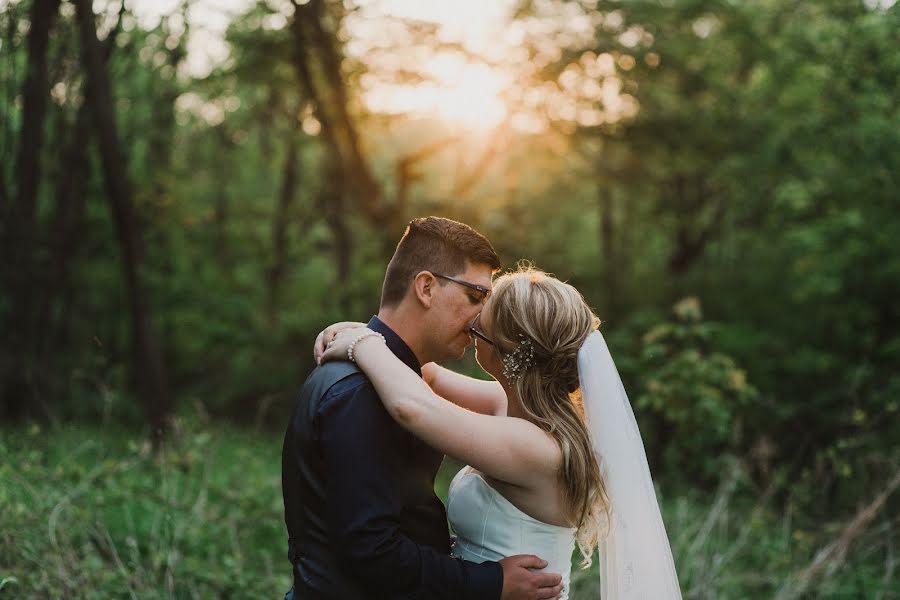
[{"x1": 377, "y1": 306, "x2": 430, "y2": 366}]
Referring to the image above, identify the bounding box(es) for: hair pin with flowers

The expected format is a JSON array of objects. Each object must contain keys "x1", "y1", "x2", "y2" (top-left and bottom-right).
[{"x1": 501, "y1": 335, "x2": 535, "y2": 383}]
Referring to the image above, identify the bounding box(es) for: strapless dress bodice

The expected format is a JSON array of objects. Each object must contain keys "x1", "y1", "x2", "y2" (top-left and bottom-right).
[{"x1": 447, "y1": 466, "x2": 575, "y2": 599}]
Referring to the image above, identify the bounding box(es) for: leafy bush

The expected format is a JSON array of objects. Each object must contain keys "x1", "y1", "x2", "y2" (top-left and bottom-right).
[{"x1": 635, "y1": 298, "x2": 758, "y2": 480}]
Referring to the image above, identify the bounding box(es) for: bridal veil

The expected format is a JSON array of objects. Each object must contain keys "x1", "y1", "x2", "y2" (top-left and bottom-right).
[{"x1": 578, "y1": 331, "x2": 683, "y2": 599}]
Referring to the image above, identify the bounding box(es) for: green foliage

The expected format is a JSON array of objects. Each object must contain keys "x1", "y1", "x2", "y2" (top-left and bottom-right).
[
  {"x1": 636, "y1": 298, "x2": 758, "y2": 478},
  {"x1": 507, "y1": 0, "x2": 900, "y2": 508}
]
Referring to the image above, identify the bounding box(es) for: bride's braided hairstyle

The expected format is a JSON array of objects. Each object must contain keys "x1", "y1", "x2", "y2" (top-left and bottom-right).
[{"x1": 488, "y1": 266, "x2": 609, "y2": 567}]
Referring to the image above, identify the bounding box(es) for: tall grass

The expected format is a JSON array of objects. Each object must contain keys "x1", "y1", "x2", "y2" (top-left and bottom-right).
[
  {"x1": 562, "y1": 464, "x2": 900, "y2": 600},
  {"x1": 1, "y1": 422, "x2": 289, "y2": 598},
  {"x1": 2, "y1": 421, "x2": 898, "y2": 598}
]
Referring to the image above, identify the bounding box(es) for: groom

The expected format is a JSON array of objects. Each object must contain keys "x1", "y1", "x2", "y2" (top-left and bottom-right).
[{"x1": 282, "y1": 217, "x2": 563, "y2": 599}]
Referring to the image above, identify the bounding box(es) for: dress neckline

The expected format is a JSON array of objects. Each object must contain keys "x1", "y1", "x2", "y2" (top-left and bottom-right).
[{"x1": 457, "y1": 466, "x2": 577, "y2": 532}]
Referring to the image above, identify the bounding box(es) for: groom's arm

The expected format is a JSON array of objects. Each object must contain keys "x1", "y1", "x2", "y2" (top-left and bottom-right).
[{"x1": 315, "y1": 379, "x2": 503, "y2": 600}]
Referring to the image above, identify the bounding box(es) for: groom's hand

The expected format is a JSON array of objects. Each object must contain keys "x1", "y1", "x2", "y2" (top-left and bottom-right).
[{"x1": 499, "y1": 555, "x2": 564, "y2": 600}]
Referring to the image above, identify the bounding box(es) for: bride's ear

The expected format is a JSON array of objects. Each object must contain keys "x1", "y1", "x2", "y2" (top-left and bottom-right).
[{"x1": 412, "y1": 271, "x2": 436, "y2": 308}]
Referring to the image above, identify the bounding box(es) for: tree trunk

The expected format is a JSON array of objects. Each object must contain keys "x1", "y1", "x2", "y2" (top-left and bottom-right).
[
  {"x1": 290, "y1": 3, "x2": 355, "y2": 303},
  {"x1": 35, "y1": 5, "x2": 123, "y2": 409},
  {"x1": 666, "y1": 175, "x2": 725, "y2": 277},
  {"x1": 1, "y1": 4, "x2": 23, "y2": 207},
  {"x1": 74, "y1": 0, "x2": 171, "y2": 447},
  {"x1": 146, "y1": 4, "x2": 188, "y2": 364},
  {"x1": 0, "y1": 0, "x2": 61, "y2": 420},
  {"x1": 322, "y1": 191, "x2": 352, "y2": 284},
  {"x1": 316, "y1": 155, "x2": 352, "y2": 301},
  {"x1": 268, "y1": 134, "x2": 300, "y2": 322},
  {"x1": 599, "y1": 185, "x2": 617, "y2": 317},
  {"x1": 290, "y1": 0, "x2": 385, "y2": 227},
  {"x1": 212, "y1": 124, "x2": 235, "y2": 269},
  {"x1": 7, "y1": 0, "x2": 59, "y2": 242},
  {"x1": 35, "y1": 97, "x2": 91, "y2": 372}
]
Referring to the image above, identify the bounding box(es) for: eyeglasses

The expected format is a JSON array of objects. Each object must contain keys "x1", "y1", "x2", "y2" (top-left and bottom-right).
[
  {"x1": 469, "y1": 312, "x2": 494, "y2": 346},
  {"x1": 432, "y1": 272, "x2": 491, "y2": 304}
]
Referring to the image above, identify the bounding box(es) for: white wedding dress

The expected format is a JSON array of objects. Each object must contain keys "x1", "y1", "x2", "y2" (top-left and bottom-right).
[
  {"x1": 447, "y1": 466, "x2": 576, "y2": 600},
  {"x1": 444, "y1": 332, "x2": 682, "y2": 600}
]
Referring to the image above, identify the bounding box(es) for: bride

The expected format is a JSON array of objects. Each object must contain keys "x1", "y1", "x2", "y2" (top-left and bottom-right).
[{"x1": 317, "y1": 267, "x2": 682, "y2": 599}]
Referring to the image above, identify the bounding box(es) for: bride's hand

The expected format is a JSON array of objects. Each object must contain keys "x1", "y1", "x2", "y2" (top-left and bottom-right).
[
  {"x1": 313, "y1": 321, "x2": 367, "y2": 363},
  {"x1": 318, "y1": 327, "x2": 377, "y2": 364}
]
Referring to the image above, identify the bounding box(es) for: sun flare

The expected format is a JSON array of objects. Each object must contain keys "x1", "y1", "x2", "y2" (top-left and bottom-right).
[{"x1": 364, "y1": 52, "x2": 510, "y2": 130}]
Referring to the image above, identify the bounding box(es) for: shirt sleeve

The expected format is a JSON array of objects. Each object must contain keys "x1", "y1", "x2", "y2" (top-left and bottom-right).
[{"x1": 314, "y1": 379, "x2": 503, "y2": 600}]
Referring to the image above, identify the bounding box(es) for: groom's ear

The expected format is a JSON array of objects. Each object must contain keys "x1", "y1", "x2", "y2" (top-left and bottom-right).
[{"x1": 412, "y1": 271, "x2": 436, "y2": 309}]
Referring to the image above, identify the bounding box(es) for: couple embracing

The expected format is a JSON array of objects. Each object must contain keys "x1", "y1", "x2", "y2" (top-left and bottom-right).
[{"x1": 282, "y1": 217, "x2": 682, "y2": 599}]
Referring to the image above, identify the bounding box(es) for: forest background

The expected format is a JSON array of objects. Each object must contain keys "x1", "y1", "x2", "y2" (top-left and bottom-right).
[{"x1": 1, "y1": 0, "x2": 899, "y2": 597}]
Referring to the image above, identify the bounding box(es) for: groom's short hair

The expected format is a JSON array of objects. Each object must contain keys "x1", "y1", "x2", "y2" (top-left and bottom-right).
[{"x1": 381, "y1": 217, "x2": 501, "y2": 308}]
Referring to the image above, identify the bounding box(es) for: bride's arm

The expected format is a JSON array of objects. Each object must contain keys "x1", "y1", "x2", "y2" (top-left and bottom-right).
[
  {"x1": 313, "y1": 321, "x2": 367, "y2": 363},
  {"x1": 313, "y1": 322, "x2": 507, "y2": 416},
  {"x1": 422, "y1": 363, "x2": 507, "y2": 416},
  {"x1": 323, "y1": 329, "x2": 558, "y2": 488},
  {"x1": 313, "y1": 321, "x2": 506, "y2": 416}
]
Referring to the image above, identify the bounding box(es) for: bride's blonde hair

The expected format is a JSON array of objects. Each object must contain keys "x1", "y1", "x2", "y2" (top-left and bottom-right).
[{"x1": 488, "y1": 266, "x2": 608, "y2": 567}]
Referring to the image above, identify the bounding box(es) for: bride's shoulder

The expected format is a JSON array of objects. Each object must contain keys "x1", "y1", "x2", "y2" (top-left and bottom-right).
[{"x1": 504, "y1": 416, "x2": 564, "y2": 477}]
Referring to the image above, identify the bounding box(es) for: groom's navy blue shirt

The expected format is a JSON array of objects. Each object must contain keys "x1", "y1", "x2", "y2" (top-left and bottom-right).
[{"x1": 282, "y1": 316, "x2": 503, "y2": 599}]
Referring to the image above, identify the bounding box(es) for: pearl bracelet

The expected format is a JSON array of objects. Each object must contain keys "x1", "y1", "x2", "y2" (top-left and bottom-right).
[{"x1": 348, "y1": 331, "x2": 386, "y2": 363}]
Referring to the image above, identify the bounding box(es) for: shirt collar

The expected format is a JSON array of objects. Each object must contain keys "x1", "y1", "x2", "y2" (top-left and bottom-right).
[{"x1": 367, "y1": 316, "x2": 422, "y2": 377}]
